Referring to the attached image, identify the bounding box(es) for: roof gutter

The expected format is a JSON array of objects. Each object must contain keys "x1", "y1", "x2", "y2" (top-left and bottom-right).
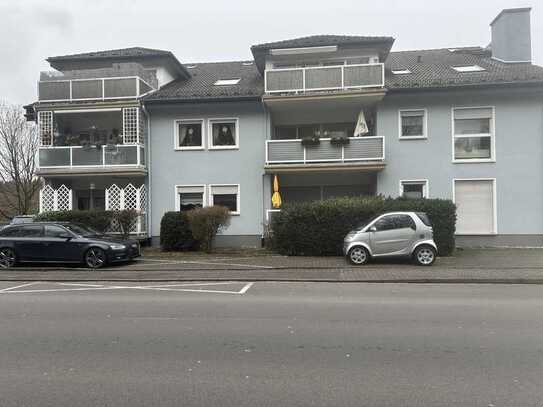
[
  {"x1": 387, "y1": 80, "x2": 543, "y2": 94},
  {"x1": 143, "y1": 96, "x2": 262, "y2": 105}
]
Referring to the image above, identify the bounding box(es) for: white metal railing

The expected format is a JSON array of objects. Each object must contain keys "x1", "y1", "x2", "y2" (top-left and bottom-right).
[
  {"x1": 38, "y1": 144, "x2": 145, "y2": 169},
  {"x1": 264, "y1": 63, "x2": 384, "y2": 93},
  {"x1": 265, "y1": 137, "x2": 385, "y2": 165},
  {"x1": 38, "y1": 76, "x2": 154, "y2": 102}
]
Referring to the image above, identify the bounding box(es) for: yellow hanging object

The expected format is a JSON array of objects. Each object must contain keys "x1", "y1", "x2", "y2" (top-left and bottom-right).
[{"x1": 271, "y1": 175, "x2": 282, "y2": 208}]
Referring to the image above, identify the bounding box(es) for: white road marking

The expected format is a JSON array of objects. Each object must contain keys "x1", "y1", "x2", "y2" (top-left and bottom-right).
[
  {"x1": 0, "y1": 281, "x2": 255, "y2": 295},
  {"x1": 0, "y1": 282, "x2": 38, "y2": 293},
  {"x1": 239, "y1": 282, "x2": 254, "y2": 294}
]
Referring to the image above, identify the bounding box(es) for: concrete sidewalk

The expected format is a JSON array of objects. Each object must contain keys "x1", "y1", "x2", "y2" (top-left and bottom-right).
[{"x1": 0, "y1": 248, "x2": 542, "y2": 283}]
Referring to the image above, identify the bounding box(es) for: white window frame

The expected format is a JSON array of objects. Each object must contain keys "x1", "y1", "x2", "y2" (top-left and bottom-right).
[
  {"x1": 398, "y1": 108, "x2": 428, "y2": 140},
  {"x1": 174, "y1": 184, "x2": 207, "y2": 212},
  {"x1": 174, "y1": 119, "x2": 205, "y2": 151},
  {"x1": 208, "y1": 118, "x2": 239, "y2": 150},
  {"x1": 208, "y1": 184, "x2": 240, "y2": 215},
  {"x1": 452, "y1": 178, "x2": 497, "y2": 235},
  {"x1": 451, "y1": 106, "x2": 496, "y2": 163},
  {"x1": 399, "y1": 179, "x2": 429, "y2": 198}
]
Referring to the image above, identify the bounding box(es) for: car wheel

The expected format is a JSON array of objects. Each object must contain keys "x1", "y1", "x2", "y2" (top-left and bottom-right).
[
  {"x1": 0, "y1": 247, "x2": 16, "y2": 269},
  {"x1": 348, "y1": 246, "x2": 370, "y2": 265},
  {"x1": 413, "y1": 245, "x2": 436, "y2": 266},
  {"x1": 85, "y1": 247, "x2": 107, "y2": 269}
]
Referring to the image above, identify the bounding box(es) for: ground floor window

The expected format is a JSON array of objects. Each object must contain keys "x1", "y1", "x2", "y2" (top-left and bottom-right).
[
  {"x1": 209, "y1": 184, "x2": 240, "y2": 214},
  {"x1": 176, "y1": 185, "x2": 205, "y2": 212},
  {"x1": 400, "y1": 180, "x2": 428, "y2": 199},
  {"x1": 454, "y1": 179, "x2": 496, "y2": 234}
]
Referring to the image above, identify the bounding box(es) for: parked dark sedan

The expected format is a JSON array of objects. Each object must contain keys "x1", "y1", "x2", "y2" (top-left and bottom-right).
[{"x1": 0, "y1": 222, "x2": 141, "y2": 269}]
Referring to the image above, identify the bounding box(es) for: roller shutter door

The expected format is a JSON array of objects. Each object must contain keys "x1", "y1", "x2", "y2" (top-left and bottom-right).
[{"x1": 454, "y1": 180, "x2": 495, "y2": 234}]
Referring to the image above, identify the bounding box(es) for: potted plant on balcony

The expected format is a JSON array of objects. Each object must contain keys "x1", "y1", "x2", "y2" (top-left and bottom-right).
[
  {"x1": 330, "y1": 131, "x2": 350, "y2": 146},
  {"x1": 301, "y1": 129, "x2": 321, "y2": 147}
]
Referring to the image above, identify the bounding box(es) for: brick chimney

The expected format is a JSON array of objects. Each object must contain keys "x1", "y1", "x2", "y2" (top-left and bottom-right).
[{"x1": 490, "y1": 7, "x2": 532, "y2": 63}]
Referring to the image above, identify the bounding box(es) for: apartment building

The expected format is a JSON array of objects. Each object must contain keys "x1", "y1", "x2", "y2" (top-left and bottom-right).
[{"x1": 26, "y1": 7, "x2": 543, "y2": 247}]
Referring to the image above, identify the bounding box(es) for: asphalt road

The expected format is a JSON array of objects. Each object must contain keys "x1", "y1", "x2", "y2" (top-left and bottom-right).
[{"x1": 1, "y1": 282, "x2": 542, "y2": 407}]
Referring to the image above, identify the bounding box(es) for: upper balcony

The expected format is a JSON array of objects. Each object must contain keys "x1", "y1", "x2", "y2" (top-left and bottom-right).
[
  {"x1": 36, "y1": 107, "x2": 146, "y2": 176},
  {"x1": 37, "y1": 63, "x2": 156, "y2": 103},
  {"x1": 264, "y1": 63, "x2": 384, "y2": 94},
  {"x1": 38, "y1": 76, "x2": 154, "y2": 102}
]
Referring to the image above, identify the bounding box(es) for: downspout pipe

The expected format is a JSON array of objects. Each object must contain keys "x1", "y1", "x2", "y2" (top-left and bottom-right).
[{"x1": 141, "y1": 102, "x2": 152, "y2": 244}]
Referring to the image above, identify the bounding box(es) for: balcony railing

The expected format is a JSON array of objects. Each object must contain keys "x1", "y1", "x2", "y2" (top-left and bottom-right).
[
  {"x1": 38, "y1": 145, "x2": 145, "y2": 169},
  {"x1": 264, "y1": 63, "x2": 384, "y2": 93},
  {"x1": 265, "y1": 137, "x2": 384, "y2": 165},
  {"x1": 38, "y1": 76, "x2": 154, "y2": 102}
]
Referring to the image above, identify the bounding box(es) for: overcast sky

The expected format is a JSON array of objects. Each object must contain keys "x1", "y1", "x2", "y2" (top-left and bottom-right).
[{"x1": 1, "y1": 0, "x2": 540, "y2": 105}]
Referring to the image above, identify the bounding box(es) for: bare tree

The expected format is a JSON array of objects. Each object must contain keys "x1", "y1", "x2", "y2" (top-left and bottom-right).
[{"x1": 0, "y1": 102, "x2": 40, "y2": 218}]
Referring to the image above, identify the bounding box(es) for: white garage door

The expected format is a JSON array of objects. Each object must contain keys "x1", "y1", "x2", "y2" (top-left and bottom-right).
[{"x1": 454, "y1": 180, "x2": 495, "y2": 234}]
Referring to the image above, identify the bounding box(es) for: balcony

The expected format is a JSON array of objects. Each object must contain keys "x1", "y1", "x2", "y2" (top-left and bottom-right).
[
  {"x1": 265, "y1": 137, "x2": 385, "y2": 171},
  {"x1": 264, "y1": 63, "x2": 384, "y2": 94},
  {"x1": 38, "y1": 76, "x2": 154, "y2": 102},
  {"x1": 38, "y1": 144, "x2": 145, "y2": 170}
]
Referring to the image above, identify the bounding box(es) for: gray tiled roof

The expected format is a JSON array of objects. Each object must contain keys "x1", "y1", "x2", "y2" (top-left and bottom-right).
[
  {"x1": 386, "y1": 47, "x2": 543, "y2": 90},
  {"x1": 46, "y1": 47, "x2": 190, "y2": 79},
  {"x1": 145, "y1": 47, "x2": 543, "y2": 103},
  {"x1": 144, "y1": 61, "x2": 263, "y2": 102},
  {"x1": 47, "y1": 47, "x2": 172, "y2": 62},
  {"x1": 251, "y1": 35, "x2": 394, "y2": 50}
]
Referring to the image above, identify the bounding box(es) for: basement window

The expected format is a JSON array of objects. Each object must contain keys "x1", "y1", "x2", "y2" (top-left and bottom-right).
[
  {"x1": 452, "y1": 65, "x2": 486, "y2": 72},
  {"x1": 392, "y1": 69, "x2": 412, "y2": 75},
  {"x1": 214, "y1": 78, "x2": 241, "y2": 86}
]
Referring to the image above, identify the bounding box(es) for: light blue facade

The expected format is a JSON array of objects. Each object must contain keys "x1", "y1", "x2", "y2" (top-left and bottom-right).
[
  {"x1": 147, "y1": 101, "x2": 269, "y2": 246},
  {"x1": 147, "y1": 86, "x2": 543, "y2": 247},
  {"x1": 377, "y1": 88, "x2": 543, "y2": 242}
]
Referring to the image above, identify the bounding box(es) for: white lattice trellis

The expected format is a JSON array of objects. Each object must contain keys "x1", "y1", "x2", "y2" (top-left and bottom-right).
[
  {"x1": 124, "y1": 184, "x2": 138, "y2": 210},
  {"x1": 39, "y1": 185, "x2": 55, "y2": 212},
  {"x1": 38, "y1": 111, "x2": 53, "y2": 146},
  {"x1": 39, "y1": 184, "x2": 72, "y2": 212},
  {"x1": 56, "y1": 185, "x2": 72, "y2": 211},
  {"x1": 123, "y1": 107, "x2": 139, "y2": 144},
  {"x1": 105, "y1": 183, "x2": 148, "y2": 234},
  {"x1": 105, "y1": 184, "x2": 122, "y2": 210}
]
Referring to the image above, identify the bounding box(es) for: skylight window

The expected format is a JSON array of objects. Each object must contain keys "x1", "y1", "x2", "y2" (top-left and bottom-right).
[
  {"x1": 452, "y1": 65, "x2": 486, "y2": 72},
  {"x1": 214, "y1": 78, "x2": 241, "y2": 86},
  {"x1": 392, "y1": 69, "x2": 412, "y2": 75}
]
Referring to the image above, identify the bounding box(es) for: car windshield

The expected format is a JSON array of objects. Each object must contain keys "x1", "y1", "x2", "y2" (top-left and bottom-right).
[{"x1": 64, "y1": 224, "x2": 101, "y2": 237}]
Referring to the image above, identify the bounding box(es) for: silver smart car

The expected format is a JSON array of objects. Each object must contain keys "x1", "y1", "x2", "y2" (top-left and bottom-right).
[{"x1": 343, "y1": 211, "x2": 437, "y2": 266}]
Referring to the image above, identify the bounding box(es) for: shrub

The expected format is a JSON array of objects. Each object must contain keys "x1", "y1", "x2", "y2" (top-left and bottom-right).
[
  {"x1": 186, "y1": 206, "x2": 231, "y2": 253},
  {"x1": 35, "y1": 209, "x2": 144, "y2": 238},
  {"x1": 35, "y1": 210, "x2": 115, "y2": 233},
  {"x1": 270, "y1": 196, "x2": 456, "y2": 256},
  {"x1": 113, "y1": 209, "x2": 140, "y2": 239},
  {"x1": 160, "y1": 211, "x2": 196, "y2": 251}
]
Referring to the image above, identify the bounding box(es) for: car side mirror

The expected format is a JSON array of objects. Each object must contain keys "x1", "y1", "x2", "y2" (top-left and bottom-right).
[
  {"x1": 369, "y1": 226, "x2": 377, "y2": 232},
  {"x1": 58, "y1": 233, "x2": 72, "y2": 240}
]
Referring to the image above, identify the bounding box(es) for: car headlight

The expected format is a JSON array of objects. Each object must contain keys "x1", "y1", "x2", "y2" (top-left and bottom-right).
[{"x1": 110, "y1": 244, "x2": 126, "y2": 250}]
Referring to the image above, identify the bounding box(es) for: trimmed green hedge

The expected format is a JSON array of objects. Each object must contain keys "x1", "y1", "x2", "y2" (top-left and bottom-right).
[
  {"x1": 160, "y1": 211, "x2": 196, "y2": 251},
  {"x1": 35, "y1": 209, "x2": 141, "y2": 238},
  {"x1": 269, "y1": 196, "x2": 456, "y2": 256},
  {"x1": 35, "y1": 210, "x2": 115, "y2": 233}
]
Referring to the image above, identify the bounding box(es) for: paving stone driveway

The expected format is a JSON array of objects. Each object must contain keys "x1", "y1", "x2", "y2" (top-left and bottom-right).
[{"x1": 1, "y1": 248, "x2": 542, "y2": 283}]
